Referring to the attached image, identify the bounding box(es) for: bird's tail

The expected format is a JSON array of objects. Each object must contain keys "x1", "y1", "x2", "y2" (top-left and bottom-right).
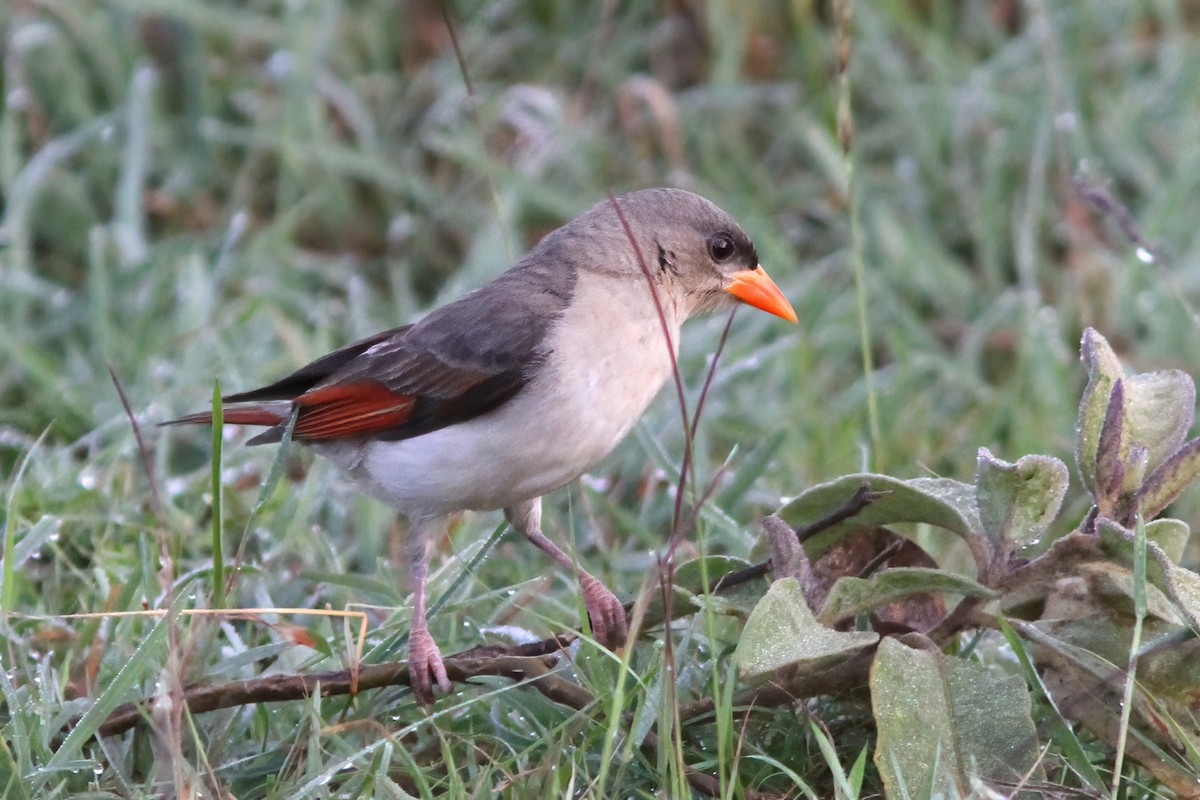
[
  {"x1": 160, "y1": 406, "x2": 287, "y2": 429},
  {"x1": 161, "y1": 405, "x2": 292, "y2": 445}
]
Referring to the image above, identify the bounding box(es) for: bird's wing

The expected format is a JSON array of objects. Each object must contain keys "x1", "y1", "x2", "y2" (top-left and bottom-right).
[
  {"x1": 171, "y1": 260, "x2": 575, "y2": 445},
  {"x1": 221, "y1": 325, "x2": 412, "y2": 404},
  {"x1": 274, "y1": 329, "x2": 539, "y2": 445}
]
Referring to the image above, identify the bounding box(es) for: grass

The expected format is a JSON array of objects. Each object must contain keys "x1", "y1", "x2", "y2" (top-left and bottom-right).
[{"x1": 4, "y1": 0, "x2": 1200, "y2": 797}]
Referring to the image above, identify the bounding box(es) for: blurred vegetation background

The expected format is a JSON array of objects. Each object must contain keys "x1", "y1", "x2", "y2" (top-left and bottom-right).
[{"x1": 4, "y1": 0, "x2": 1200, "y2": 796}]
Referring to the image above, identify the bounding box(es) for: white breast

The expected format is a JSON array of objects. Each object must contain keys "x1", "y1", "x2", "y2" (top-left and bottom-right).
[{"x1": 316, "y1": 271, "x2": 683, "y2": 516}]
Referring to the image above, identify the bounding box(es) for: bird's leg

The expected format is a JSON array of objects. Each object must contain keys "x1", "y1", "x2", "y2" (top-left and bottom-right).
[
  {"x1": 505, "y1": 499, "x2": 628, "y2": 649},
  {"x1": 405, "y1": 515, "x2": 452, "y2": 703}
]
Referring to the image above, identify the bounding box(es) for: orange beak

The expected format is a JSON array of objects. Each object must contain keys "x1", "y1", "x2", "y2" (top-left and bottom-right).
[{"x1": 724, "y1": 265, "x2": 798, "y2": 324}]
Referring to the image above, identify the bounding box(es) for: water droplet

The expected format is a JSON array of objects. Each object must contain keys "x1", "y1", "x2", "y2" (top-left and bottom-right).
[
  {"x1": 266, "y1": 50, "x2": 294, "y2": 79},
  {"x1": 229, "y1": 210, "x2": 249, "y2": 238},
  {"x1": 7, "y1": 87, "x2": 30, "y2": 110}
]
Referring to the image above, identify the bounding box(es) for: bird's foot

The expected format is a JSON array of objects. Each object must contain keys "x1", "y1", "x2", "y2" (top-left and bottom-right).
[
  {"x1": 408, "y1": 627, "x2": 452, "y2": 704},
  {"x1": 580, "y1": 574, "x2": 628, "y2": 650}
]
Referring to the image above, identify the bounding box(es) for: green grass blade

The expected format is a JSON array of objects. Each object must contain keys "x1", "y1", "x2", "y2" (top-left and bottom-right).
[
  {"x1": 2, "y1": 427, "x2": 50, "y2": 613},
  {"x1": 46, "y1": 614, "x2": 170, "y2": 770},
  {"x1": 1111, "y1": 512, "x2": 1148, "y2": 795}
]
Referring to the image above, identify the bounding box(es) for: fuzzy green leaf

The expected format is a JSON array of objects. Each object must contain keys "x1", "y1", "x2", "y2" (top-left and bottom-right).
[
  {"x1": 735, "y1": 577, "x2": 877, "y2": 677},
  {"x1": 1146, "y1": 518, "x2": 1190, "y2": 564},
  {"x1": 1137, "y1": 438, "x2": 1200, "y2": 522},
  {"x1": 1094, "y1": 380, "x2": 1128, "y2": 515},
  {"x1": 1097, "y1": 519, "x2": 1200, "y2": 631},
  {"x1": 817, "y1": 568, "x2": 996, "y2": 627},
  {"x1": 1121, "y1": 445, "x2": 1150, "y2": 508},
  {"x1": 871, "y1": 638, "x2": 1041, "y2": 797},
  {"x1": 1124, "y1": 369, "x2": 1195, "y2": 476},
  {"x1": 1077, "y1": 328, "x2": 1124, "y2": 497},
  {"x1": 975, "y1": 448, "x2": 1068, "y2": 548},
  {"x1": 778, "y1": 474, "x2": 989, "y2": 575}
]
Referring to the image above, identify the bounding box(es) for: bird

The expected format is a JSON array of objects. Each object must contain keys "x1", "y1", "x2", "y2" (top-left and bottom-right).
[{"x1": 164, "y1": 188, "x2": 797, "y2": 702}]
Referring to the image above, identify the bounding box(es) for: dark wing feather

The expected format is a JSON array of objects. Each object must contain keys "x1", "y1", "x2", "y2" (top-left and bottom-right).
[
  {"x1": 209, "y1": 252, "x2": 577, "y2": 445},
  {"x1": 223, "y1": 325, "x2": 411, "y2": 403}
]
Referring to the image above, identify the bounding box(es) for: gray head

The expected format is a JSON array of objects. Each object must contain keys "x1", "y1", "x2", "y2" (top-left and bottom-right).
[{"x1": 539, "y1": 188, "x2": 794, "y2": 322}]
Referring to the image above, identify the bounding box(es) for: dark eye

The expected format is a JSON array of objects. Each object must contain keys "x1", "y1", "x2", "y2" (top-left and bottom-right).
[{"x1": 707, "y1": 234, "x2": 737, "y2": 263}]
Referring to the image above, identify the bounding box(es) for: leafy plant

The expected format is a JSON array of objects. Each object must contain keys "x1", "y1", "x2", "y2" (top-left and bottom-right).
[{"x1": 729, "y1": 328, "x2": 1200, "y2": 797}]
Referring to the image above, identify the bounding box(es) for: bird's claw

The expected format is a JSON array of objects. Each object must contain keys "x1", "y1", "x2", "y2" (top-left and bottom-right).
[
  {"x1": 409, "y1": 627, "x2": 452, "y2": 704},
  {"x1": 580, "y1": 574, "x2": 628, "y2": 650}
]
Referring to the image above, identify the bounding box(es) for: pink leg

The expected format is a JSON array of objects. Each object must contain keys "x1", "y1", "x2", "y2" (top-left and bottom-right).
[
  {"x1": 406, "y1": 515, "x2": 452, "y2": 703},
  {"x1": 505, "y1": 499, "x2": 628, "y2": 649}
]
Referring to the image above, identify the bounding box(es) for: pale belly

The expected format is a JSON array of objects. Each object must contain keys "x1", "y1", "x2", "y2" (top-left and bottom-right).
[{"x1": 316, "y1": 276, "x2": 682, "y2": 516}]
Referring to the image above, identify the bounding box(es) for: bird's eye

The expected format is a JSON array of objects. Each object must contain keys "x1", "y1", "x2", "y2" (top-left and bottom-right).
[{"x1": 707, "y1": 234, "x2": 737, "y2": 263}]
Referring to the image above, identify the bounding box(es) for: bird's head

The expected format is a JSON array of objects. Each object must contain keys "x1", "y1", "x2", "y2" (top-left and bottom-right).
[{"x1": 596, "y1": 188, "x2": 798, "y2": 324}]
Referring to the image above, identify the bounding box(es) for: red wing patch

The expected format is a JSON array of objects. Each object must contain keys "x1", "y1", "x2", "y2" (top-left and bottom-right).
[{"x1": 293, "y1": 381, "x2": 416, "y2": 440}]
